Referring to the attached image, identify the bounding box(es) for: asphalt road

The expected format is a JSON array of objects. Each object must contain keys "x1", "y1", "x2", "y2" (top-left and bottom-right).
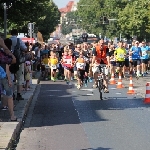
[
  {"x1": 59, "y1": 38, "x2": 73, "y2": 45},
  {"x1": 16, "y1": 78, "x2": 150, "y2": 150}
]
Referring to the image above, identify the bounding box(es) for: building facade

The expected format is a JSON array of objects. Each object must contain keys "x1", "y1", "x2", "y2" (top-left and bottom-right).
[{"x1": 51, "y1": 1, "x2": 77, "y2": 38}]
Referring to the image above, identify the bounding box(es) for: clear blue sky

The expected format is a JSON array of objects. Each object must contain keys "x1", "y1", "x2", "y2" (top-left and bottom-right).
[{"x1": 53, "y1": 0, "x2": 78, "y2": 8}]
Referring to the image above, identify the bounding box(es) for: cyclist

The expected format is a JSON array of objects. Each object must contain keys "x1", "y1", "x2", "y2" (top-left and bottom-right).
[{"x1": 92, "y1": 39, "x2": 109, "y2": 93}]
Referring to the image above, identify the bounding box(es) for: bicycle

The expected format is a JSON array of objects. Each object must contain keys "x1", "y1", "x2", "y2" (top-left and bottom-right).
[{"x1": 96, "y1": 65, "x2": 107, "y2": 100}]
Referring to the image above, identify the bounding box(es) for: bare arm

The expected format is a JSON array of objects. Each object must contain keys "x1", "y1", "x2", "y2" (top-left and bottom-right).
[
  {"x1": 6, "y1": 64, "x2": 12, "y2": 87},
  {"x1": 92, "y1": 55, "x2": 96, "y2": 65},
  {"x1": 0, "y1": 37, "x2": 16, "y2": 64}
]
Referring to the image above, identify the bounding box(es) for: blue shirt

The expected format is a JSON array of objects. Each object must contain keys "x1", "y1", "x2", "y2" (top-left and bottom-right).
[
  {"x1": 73, "y1": 51, "x2": 79, "y2": 59},
  {"x1": 41, "y1": 49, "x2": 49, "y2": 55},
  {"x1": 10, "y1": 36, "x2": 27, "y2": 52},
  {"x1": 141, "y1": 46, "x2": 149, "y2": 59},
  {"x1": 131, "y1": 46, "x2": 141, "y2": 59}
]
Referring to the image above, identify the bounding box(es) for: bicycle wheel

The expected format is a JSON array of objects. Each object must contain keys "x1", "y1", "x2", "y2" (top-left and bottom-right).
[{"x1": 98, "y1": 80, "x2": 103, "y2": 100}]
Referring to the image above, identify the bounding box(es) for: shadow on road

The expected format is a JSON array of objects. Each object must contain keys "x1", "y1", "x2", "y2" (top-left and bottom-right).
[
  {"x1": 28, "y1": 81, "x2": 150, "y2": 127},
  {"x1": 29, "y1": 83, "x2": 81, "y2": 127},
  {"x1": 81, "y1": 148, "x2": 112, "y2": 150}
]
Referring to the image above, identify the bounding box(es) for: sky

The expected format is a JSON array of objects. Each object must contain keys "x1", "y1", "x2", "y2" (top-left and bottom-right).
[{"x1": 53, "y1": 0, "x2": 78, "y2": 8}]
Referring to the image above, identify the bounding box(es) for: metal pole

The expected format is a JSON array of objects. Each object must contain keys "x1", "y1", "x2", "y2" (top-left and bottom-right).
[
  {"x1": 29, "y1": 23, "x2": 32, "y2": 43},
  {"x1": 4, "y1": 3, "x2": 7, "y2": 39},
  {"x1": 120, "y1": 33, "x2": 122, "y2": 41}
]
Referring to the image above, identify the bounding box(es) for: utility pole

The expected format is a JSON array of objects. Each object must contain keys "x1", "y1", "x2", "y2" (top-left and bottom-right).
[
  {"x1": 4, "y1": 3, "x2": 7, "y2": 39},
  {"x1": 28, "y1": 23, "x2": 34, "y2": 43}
]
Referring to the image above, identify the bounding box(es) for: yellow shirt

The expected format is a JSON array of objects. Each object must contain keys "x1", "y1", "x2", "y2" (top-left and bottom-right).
[
  {"x1": 50, "y1": 58, "x2": 58, "y2": 65},
  {"x1": 42, "y1": 58, "x2": 50, "y2": 65},
  {"x1": 114, "y1": 47, "x2": 126, "y2": 61}
]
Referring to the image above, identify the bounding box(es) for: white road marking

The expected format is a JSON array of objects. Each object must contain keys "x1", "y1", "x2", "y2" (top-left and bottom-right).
[
  {"x1": 80, "y1": 89, "x2": 95, "y2": 91},
  {"x1": 46, "y1": 90, "x2": 61, "y2": 91},
  {"x1": 134, "y1": 88, "x2": 144, "y2": 90},
  {"x1": 116, "y1": 93, "x2": 121, "y2": 94},
  {"x1": 110, "y1": 88, "x2": 116, "y2": 90},
  {"x1": 86, "y1": 94, "x2": 94, "y2": 96}
]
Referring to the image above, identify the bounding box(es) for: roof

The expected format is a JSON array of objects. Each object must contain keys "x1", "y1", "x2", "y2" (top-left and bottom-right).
[{"x1": 59, "y1": 1, "x2": 74, "y2": 13}]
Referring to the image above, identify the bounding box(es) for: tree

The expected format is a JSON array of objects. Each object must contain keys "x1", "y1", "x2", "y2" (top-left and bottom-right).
[
  {"x1": 61, "y1": 11, "x2": 80, "y2": 35},
  {"x1": 76, "y1": 0, "x2": 150, "y2": 41},
  {"x1": 118, "y1": 0, "x2": 150, "y2": 41},
  {"x1": 76, "y1": 0, "x2": 123, "y2": 38},
  {"x1": 0, "y1": 0, "x2": 60, "y2": 40}
]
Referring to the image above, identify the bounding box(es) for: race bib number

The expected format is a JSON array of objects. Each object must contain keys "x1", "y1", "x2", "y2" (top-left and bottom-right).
[
  {"x1": 51, "y1": 65, "x2": 57, "y2": 69},
  {"x1": 142, "y1": 51, "x2": 146, "y2": 56},
  {"x1": 45, "y1": 64, "x2": 50, "y2": 69},
  {"x1": 83, "y1": 57, "x2": 89, "y2": 61},
  {"x1": 118, "y1": 54, "x2": 124, "y2": 58},
  {"x1": 76, "y1": 63, "x2": 85, "y2": 69},
  {"x1": 63, "y1": 58, "x2": 72, "y2": 64}
]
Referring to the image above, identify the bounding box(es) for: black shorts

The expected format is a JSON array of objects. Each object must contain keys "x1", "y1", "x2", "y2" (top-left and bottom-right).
[
  {"x1": 41, "y1": 65, "x2": 45, "y2": 71},
  {"x1": 141, "y1": 59, "x2": 148, "y2": 64},
  {"x1": 124, "y1": 59, "x2": 129, "y2": 67},
  {"x1": 85, "y1": 63, "x2": 89, "y2": 73},
  {"x1": 110, "y1": 61, "x2": 116, "y2": 66},
  {"x1": 51, "y1": 69, "x2": 56, "y2": 72},
  {"x1": 77, "y1": 70, "x2": 85, "y2": 81},
  {"x1": 130, "y1": 59, "x2": 141, "y2": 67},
  {"x1": 67, "y1": 68, "x2": 74, "y2": 73},
  {"x1": 116, "y1": 61, "x2": 125, "y2": 67}
]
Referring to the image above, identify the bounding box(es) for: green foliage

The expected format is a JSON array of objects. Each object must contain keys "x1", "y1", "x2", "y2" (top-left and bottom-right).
[
  {"x1": 61, "y1": 11, "x2": 81, "y2": 35},
  {"x1": 0, "y1": 0, "x2": 60, "y2": 40},
  {"x1": 76, "y1": 0, "x2": 150, "y2": 41}
]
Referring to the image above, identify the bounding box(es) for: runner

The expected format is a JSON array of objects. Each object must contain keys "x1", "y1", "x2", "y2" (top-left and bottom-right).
[{"x1": 114, "y1": 41, "x2": 126, "y2": 78}]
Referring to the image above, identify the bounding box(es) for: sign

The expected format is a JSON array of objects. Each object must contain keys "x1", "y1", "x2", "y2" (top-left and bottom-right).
[
  {"x1": 72, "y1": 29, "x2": 82, "y2": 36},
  {"x1": 21, "y1": 38, "x2": 35, "y2": 43},
  {"x1": 37, "y1": 31, "x2": 43, "y2": 44},
  {"x1": 87, "y1": 37, "x2": 99, "y2": 41}
]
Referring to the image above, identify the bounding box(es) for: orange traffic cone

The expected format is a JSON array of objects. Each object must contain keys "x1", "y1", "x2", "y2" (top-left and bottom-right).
[
  {"x1": 144, "y1": 82, "x2": 150, "y2": 104},
  {"x1": 110, "y1": 73, "x2": 116, "y2": 85},
  {"x1": 117, "y1": 73, "x2": 123, "y2": 88},
  {"x1": 127, "y1": 77, "x2": 135, "y2": 94}
]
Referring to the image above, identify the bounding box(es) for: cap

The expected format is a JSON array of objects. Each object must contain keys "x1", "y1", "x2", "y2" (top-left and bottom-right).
[{"x1": 135, "y1": 41, "x2": 139, "y2": 44}]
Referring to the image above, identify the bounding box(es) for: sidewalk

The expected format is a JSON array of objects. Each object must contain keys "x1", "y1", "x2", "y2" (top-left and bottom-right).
[{"x1": 0, "y1": 71, "x2": 41, "y2": 150}]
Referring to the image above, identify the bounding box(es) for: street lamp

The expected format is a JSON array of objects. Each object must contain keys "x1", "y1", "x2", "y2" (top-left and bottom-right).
[
  {"x1": 4, "y1": 3, "x2": 7, "y2": 39},
  {"x1": 3, "y1": 2, "x2": 12, "y2": 39}
]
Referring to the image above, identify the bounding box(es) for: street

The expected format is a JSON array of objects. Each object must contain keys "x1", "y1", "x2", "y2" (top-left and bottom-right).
[{"x1": 16, "y1": 77, "x2": 150, "y2": 150}]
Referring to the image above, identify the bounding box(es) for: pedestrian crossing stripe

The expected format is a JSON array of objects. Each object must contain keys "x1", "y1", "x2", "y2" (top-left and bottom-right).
[
  {"x1": 46, "y1": 90, "x2": 61, "y2": 91},
  {"x1": 86, "y1": 94, "x2": 94, "y2": 96},
  {"x1": 80, "y1": 89, "x2": 95, "y2": 91}
]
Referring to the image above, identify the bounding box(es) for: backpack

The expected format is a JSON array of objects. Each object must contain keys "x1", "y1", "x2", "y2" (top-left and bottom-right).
[
  {"x1": 0, "y1": 66, "x2": 6, "y2": 79},
  {"x1": 31, "y1": 45, "x2": 36, "y2": 51},
  {"x1": 13, "y1": 38, "x2": 25, "y2": 64},
  {"x1": 9, "y1": 38, "x2": 25, "y2": 74},
  {"x1": 9, "y1": 63, "x2": 20, "y2": 74},
  {"x1": 0, "y1": 49, "x2": 13, "y2": 64}
]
